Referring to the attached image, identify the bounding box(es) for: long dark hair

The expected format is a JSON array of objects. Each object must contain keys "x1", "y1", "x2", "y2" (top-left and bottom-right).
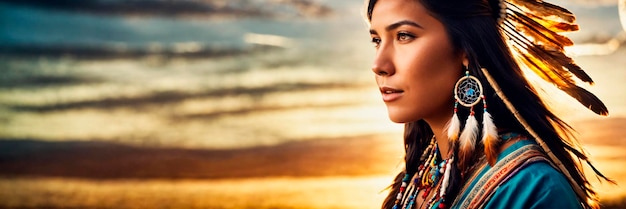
[{"x1": 365, "y1": 0, "x2": 602, "y2": 208}]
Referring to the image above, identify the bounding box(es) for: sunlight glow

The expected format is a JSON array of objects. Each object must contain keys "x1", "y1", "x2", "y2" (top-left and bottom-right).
[{"x1": 0, "y1": 176, "x2": 393, "y2": 209}]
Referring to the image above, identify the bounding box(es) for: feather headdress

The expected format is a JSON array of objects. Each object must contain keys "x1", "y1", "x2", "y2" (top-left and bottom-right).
[
  {"x1": 485, "y1": 0, "x2": 611, "y2": 206},
  {"x1": 495, "y1": 0, "x2": 608, "y2": 115}
]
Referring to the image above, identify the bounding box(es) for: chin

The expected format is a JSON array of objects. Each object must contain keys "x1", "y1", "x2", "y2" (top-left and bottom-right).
[
  {"x1": 387, "y1": 116, "x2": 405, "y2": 123},
  {"x1": 386, "y1": 108, "x2": 417, "y2": 123}
]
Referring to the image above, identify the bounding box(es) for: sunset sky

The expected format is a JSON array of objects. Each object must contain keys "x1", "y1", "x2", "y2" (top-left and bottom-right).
[{"x1": 0, "y1": 0, "x2": 625, "y2": 208}]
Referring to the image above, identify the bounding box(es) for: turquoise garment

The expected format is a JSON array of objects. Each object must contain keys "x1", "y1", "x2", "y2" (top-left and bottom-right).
[{"x1": 452, "y1": 140, "x2": 582, "y2": 209}]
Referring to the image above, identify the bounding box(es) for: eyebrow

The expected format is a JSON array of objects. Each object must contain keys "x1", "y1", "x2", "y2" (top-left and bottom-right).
[{"x1": 369, "y1": 20, "x2": 423, "y2": 35}]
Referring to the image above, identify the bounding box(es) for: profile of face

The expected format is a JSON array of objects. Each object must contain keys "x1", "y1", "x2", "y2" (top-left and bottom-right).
[{"x1": 369, "y1": 0, "x2": 465, "y2": 124}]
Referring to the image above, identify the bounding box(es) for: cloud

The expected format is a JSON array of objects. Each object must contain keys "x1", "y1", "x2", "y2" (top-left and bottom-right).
[{"x1": 0, "y1": 0, "x2": 334, "y2": 19}]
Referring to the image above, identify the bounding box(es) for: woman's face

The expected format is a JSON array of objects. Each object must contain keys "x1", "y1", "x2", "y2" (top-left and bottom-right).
[{"x1": 369, "y1": 0, "x2": 465, "y2": 123}]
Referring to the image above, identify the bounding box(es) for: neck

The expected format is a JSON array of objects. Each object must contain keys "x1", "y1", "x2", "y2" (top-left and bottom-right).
[{"x1": 426, "y1": 117, "x2": 451, "y2": 159}]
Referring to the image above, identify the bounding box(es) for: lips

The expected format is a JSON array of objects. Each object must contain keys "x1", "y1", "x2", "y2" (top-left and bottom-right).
[{"x1": 380, "y1": 86, "x2": 404, "y2": 102}]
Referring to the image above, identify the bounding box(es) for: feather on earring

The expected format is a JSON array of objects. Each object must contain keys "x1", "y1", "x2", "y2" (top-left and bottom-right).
[
  {"x1": 481, "y1": 95, "x2": 499, "y2": 165},
  {"x1": 446, "y1": 101, "x2": 461, "y2": 143}
]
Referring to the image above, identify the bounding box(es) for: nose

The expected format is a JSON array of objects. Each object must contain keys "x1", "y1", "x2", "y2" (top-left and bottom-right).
[{"x1": 371, "y1": 46, "x2": 395, "y2": 76}]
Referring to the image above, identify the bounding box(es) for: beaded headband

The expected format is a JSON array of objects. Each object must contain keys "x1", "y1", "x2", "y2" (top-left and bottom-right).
[{"x1": 490, "y1": 0, "x2": 608, "y2": 116}]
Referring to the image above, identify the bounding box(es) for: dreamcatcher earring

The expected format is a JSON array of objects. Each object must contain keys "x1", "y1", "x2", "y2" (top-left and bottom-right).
[{"x1": 447, "y1": 67, "x2": 498, "y2": 167}]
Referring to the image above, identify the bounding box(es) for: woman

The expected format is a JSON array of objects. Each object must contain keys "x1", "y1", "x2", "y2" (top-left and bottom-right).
[{"x1": 365, "y1": 0, "x2": 612, "y2": 208}]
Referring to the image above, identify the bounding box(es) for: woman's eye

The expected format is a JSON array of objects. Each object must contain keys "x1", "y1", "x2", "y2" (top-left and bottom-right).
[
  {"x1": 397, "y1": 32, "x2": 415, "y2": 42},
  {"x1": 371, "y1": 37, "x2": 381, "y2": 48}
]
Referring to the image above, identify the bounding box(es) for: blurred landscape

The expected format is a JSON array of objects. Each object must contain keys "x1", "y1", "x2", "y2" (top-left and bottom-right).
[{"x1": 1, "y1": 0, "x2": 626, "y2": 208}]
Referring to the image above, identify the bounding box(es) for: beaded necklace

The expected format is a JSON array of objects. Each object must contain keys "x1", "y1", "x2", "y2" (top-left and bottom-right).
[{"x1": 392, "y1": 137, "x2": 453, "y2": 209}]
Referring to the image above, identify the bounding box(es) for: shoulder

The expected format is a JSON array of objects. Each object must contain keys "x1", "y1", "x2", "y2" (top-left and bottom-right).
[{"x1": 484, "y1": 146, "x2": 582, "y2": 209}]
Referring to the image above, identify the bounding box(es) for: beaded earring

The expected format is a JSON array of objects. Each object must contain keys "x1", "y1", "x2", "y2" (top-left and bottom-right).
[{"x1": 447, "y1": 68, "x2": 499, "y2": 167}]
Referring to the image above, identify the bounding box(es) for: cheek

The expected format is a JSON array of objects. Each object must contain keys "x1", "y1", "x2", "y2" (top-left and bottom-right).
[
  {"x1": 406, "y1": 71, "x2": 456, "y2": 109},
  {"x1": 403, "y1": 43, "x2": 460, "y2": 92},
  {"x1": 398, "y1": 40, "x2": 461, "y2": 119}
]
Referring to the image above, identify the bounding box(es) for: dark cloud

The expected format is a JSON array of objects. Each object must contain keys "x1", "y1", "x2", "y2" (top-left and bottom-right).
[{"x1": 0, "y1": 0, "x2": 333, "y2": 19}]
